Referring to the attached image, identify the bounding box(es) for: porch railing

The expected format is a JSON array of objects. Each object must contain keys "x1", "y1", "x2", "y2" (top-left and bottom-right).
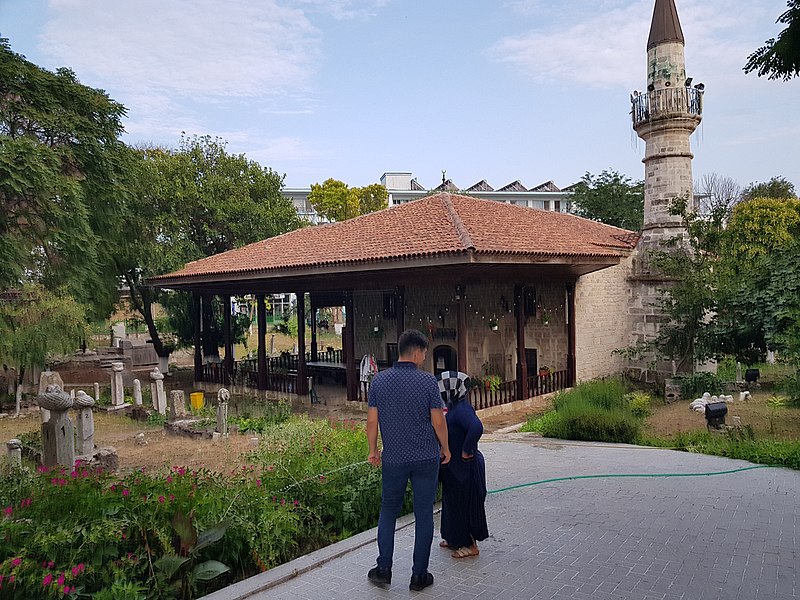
[
  {"x1": 527, "y1": 369, "x2": 571, "y2": 397},
  {"x1": 202, "y1": 359, "x2": 298, "y2": 394},
  {"x1": 470, "y1": 380, "x2": 518, "y2": 410}
]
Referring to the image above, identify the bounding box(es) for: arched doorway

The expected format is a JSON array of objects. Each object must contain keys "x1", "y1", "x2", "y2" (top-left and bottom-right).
[{"x1": 433, "y1": 345, "x2": 458, "y2": 376}]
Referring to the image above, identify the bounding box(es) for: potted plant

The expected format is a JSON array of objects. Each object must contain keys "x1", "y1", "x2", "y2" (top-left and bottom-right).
[
  {"x1": 488, "y1": 317, "x2": 499, "y2": 331},
  {"x1": 542, "y1": 311, "x2": 551, "y2": 326}
]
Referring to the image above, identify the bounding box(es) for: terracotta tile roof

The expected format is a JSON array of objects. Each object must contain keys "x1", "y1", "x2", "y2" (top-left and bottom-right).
[{"x1": 151, "y1": 193, "x2": 635, "y2": 283}]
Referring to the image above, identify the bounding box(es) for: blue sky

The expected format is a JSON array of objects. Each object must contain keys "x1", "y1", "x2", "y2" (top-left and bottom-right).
[{"x1": 1, "y1": 0, "x2": 797, "y2": 191}]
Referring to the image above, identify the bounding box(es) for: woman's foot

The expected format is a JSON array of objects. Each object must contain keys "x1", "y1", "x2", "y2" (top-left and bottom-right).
[
  {"x1": 439, "y1": 540, "x2": 453, "y2": 548},
  {"x1": 451, "y1": 544, "x2": 479, "y2": 558}
]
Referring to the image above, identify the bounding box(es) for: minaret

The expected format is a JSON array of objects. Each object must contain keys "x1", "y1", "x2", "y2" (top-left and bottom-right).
[
  {"x1": 632, "y1": 0, "x2": 703, "y2": 251},
  {"x1": 628, "y1": 0, "x2": 703, "y2": 378}
]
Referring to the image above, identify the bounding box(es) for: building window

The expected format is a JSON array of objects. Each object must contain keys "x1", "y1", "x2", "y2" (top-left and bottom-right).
[
  {"x1": 524, "y1": 289, "x2": 537, "y2": 317},
  {"x1": 554, "y1": 200, "x2": 561, "y2": 212}
]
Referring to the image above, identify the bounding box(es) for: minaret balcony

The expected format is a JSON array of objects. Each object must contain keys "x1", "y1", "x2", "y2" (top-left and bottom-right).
[{"x1": 631, "y1": 87, "x2": 703, "y2": 127}]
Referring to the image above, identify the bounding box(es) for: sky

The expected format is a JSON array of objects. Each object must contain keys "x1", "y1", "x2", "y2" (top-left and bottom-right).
[{"x1": 1, "y1": 0, "x2": 797, "y2": 192}]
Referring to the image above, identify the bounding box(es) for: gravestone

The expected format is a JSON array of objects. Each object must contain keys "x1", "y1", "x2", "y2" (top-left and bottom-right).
[
  {"x1": 736, "y1": 362, "x2": 743, "y2": 383},
  {"x1": 110, "y1": 362, "x2": 125, "y2": 406},
  {"x1": 74, "y1": 390, "x2": 96, "y2": 455},
  {"x1": 38, "y1": 371, "x2": 64, "y2": 423},
  {"x1": 94, "y1": 382, "x2": 100, "y2": 403},
  {"x1": 133, "y1": 379, "x2": 142, "y2": 406},
  {"x1": 6, "y1": 439, "x2": 22, "y2": 469},
  {"x1": 168, "y1": 390, "x2": 186, "y2": 421},
  {"x1": 149, "y1": 368, "x2": 167, "y2": 415},
  {"x1": 216, "y1": 387, "x2": 230, "y2": 436},
  {"x1": 37, "y1": 385, "x2": 74, "y2": 468}
]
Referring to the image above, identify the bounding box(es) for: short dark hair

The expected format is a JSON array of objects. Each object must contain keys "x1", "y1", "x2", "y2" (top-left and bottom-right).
[{"x1": 398, "y1": 329, "x2": 429, "y2": 356}]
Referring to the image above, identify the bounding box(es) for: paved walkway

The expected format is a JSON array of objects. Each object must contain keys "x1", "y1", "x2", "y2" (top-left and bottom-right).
[{"x1": 209, "y1": 434, "x2": 798, "y2": 600}]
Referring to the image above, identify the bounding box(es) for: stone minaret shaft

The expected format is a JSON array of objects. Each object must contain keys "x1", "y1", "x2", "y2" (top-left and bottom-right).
[{"x1": 633, "y1": 0, "x2": 702, "y2": 248}]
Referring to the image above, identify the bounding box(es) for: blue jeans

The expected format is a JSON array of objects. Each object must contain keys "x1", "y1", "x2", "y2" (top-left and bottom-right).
[{"x1": 376, "y1": 458, "x2": 439, "y2": 576}]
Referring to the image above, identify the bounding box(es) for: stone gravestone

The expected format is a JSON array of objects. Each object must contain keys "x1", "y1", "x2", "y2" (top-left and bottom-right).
[
  {"x1": 216, "y1": 388, "x2": 230, "y2": 436},
  {"x1": 94, "y1": 382, "x2": 100, "y2": 403},
  {"x1": 149, "y1": 368, "x2": 167, "y2": 415},
  {"x1": 110, "y1": 362, "x2": 125, "y2": 407},
  {"x1": 37, "y1": 385, "x2": 74, "y2": 468},
  {"x1": 6, "y1": 439, "x2": 22, "y2": 469},
  {"x1": 168, "y1": 390, "x2": 186, "y2": 421},
  {"x1": 132, "y1": 379, "x2": 143, "y2": 406},
  {"x1": 736, "y1": 362, "x2": 743, "y2": 383},
  {"x1": 74, "y1": 390, "x2": 96, "y2": 455},
  {"x1": 38, "y1": 371, "x2": 64, "y2": 423}
]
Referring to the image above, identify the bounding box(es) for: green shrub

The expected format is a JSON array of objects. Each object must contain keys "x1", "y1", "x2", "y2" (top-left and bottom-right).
[
  {"x1": 623, "y1": 391, "x2": 652, "y2": 417},
  {"x1": 675, "y1": 372, "x2": 724, "y2": 399},
  {"x1": 552, "y1": 378, "x2": 629, "y2": 412},
  {"x1": 780, "y1": 372, "x2": 800, "y2": 407}
]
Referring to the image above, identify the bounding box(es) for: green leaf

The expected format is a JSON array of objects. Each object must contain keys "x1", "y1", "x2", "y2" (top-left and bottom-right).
[
  {"x1": 194, "y1": 522, "x2": 228, "y2": 552},
  {"x1": 192, "y1": 560, "x2": 230, "y2": 582},
  {"x1": 154, "y1": 555, "x2": 190, "y2": 581},
  {"x1": 171, "y1": 511, "x2": 198, "y2": 553}
]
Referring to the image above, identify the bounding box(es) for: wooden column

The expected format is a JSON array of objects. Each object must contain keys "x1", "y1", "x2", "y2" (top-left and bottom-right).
[
  {"x1": 395, "y1": 286, "x2": 405, "y2": 339},
  {"x1": 256, "y1": 294, "x2": 267, "y2": 391},
  {"x1": 344, "y1": 291, "x2": 358, "y2": 401},
  {"x1": 566, "y1": 282, "x2": 577, "y2": 386},
  {"x1": 223, "y1": 295, "x2": 233, "y2": 385},
  {"x1": 296, "y1": 292, "x2": 308, "y2": 395},
  {"x1": 192, "y1": 292, "x2": 203, "y2": 383},
  {"x1": 456, "y1": 284, "x2": 467, "y2": 373},
  {"x1": 515, "y1": 284, "x2": 528, "y2": 400},
  {"x1": 310, "y1": 295, "x2": 318, "y2": 361}
]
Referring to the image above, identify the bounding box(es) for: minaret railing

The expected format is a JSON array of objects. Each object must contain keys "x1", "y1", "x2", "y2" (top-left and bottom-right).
[{"x1": 631, "y1": 87, "x2": 703, "y2": 126}]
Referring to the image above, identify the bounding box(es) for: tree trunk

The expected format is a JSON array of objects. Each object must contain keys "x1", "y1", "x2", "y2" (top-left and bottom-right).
[{"x1": 125, "y1": 274, "x2": 170, "y2": 359}]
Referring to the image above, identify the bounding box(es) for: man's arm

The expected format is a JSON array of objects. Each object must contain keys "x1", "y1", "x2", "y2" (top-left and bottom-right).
[
  {"x1": 431, "y1": 409, "x2": 450, "y2": 464},
  {"x1": 367, "y1": 407, "x2": 381, "y2": 466}
]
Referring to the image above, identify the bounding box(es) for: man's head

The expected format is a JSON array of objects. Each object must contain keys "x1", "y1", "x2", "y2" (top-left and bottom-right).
[{"x1": 398, "y1": 329, "x2": 429, "y2": 367}]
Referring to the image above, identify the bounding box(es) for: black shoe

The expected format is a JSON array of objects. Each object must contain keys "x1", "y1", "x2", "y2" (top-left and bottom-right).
[
  {"x1": 367, "y1": 566, "x2": 392, "y2": 586},
  {"x1": 409, "y1": 572, "x2": 434, "y2": 591}
]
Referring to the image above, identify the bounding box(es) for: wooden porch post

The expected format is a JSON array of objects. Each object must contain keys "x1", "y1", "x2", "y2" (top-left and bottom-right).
[
  {"x1": 456, "y1": 284, "x2": 467, "y2": 373},
  {"x1": 344, "y1": 291, "x2": 358, "y2": 401},
  {"x1": 310, "y1": 294, "x2": 318, "y2": 361},
  {"x1": 515, "y1": 284, "x2": 528, "y2": 400},
  {"x1": 566, "y1": 282, "x2": 576, "y2": 386},
  {"x1": 296, "y1": 292, "x2": 308, "y2": 395},
  {"x1": 223, "y1": 295, "x2": 233, "y2": 385},
  {"x1": 395, "y1": 285, "x2": 405, "y2": 339},
  {"x1": 256, "y1": 294, "x2": 267, "y2": 391},
  {"x1": 192, "y1": 292, "x2": 203, "y2": 383}
]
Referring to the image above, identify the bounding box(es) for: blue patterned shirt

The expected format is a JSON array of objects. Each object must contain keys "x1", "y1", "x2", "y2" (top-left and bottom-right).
[{"x1": 368, "y1": 361, "x2": 444, "y2": 464}]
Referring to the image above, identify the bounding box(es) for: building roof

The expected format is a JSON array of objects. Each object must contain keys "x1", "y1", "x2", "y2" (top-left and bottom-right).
[
  {"x1": 151, "y1": 193, "x2": 636, "y2": 287},
  {"x1": 498, "y1": 180, "x2": 527, "y2": 192},
  {"x1": 647, "y1": 0, "x2": 684, "y2": 50},
  {"x1": 530, "y1": 180, "x2": 561, "y2": 192},
  {"x1": 466, "y1": 179, "x2": 494, "y2": 192}
]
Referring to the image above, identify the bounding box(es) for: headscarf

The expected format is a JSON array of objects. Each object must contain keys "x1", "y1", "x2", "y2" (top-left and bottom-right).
[{"x1": 436, "y1": 370, "x2": 471, "y2": 406}]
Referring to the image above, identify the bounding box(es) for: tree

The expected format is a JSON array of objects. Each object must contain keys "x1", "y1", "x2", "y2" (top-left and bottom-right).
[
  {"x1": 744, "y1": 0, "x2": 800, "y2": 80},
  {"x1": 120, "y1": 136, "x2": 303, "y2": 359},
  {"x1": 0, "y1": 37, "x2": 128, "y2": 319},
  {"x1": 694, "y1": 173, "x2": 741, "y2": 219},
  {"x1": 569, "y1": 170, "x2": 644, "y2": 230},
  {"x1": 308, "y1": 178, "x2": 388, "y2": 222},
  {"x1": 742, "y1": 176, "x2": 797, "y2": 202}
]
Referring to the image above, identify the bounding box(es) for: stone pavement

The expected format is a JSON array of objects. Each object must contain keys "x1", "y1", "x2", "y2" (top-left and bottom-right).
[{"x1": 208, "y1": 434, "x2": 798, "y2": 600}]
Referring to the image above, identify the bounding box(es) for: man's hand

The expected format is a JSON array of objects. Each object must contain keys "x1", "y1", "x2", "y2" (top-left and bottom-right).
[
  {"x1": 440, "y1": 447, "x2": 451, "y2": 465},
  {"x1": 368, "y1": 450, "x2": 381, "y2": 467},
  {"x1": 461, "y1": 451, "x2": 474, "y2": 460}
]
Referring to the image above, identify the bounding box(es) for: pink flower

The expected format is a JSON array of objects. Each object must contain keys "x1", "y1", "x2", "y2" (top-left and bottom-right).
[
  {"x1": 11, "y1": 557, "x2": 21, "y2": 567},
  {"x1": 43, "y1": 574, "x2": 53, "y2": 586},
  {"x1": 110, "y1": 484, "x2": 116, "y2": 492},
  {"x1": 63, "y1": 585, "x2": 71, "y2": 594},
  {"x1": 178, "y1": 467, "x2": 186, "y2": 476},
  {"x1": 48, "y1": 561, "x2": 54, "y2": 569},
  {"x1": 280, "y1": 498, "x2": 286, "y2": 505},
  {"x1": 57, "y1": 573, "x2": 65, "y2": 586},
  {"x1": 166, "y1": 476, "x2": 173, "y2": 484},
  {"x1": 122, "y1": 489, "x2": 130, "y2": 497},
  {"x1": 267, "y1": 465, "x2": 275, "y2": 472},
  {"x1": 158, "y1": 495, "x2": 165, "y2": 504},
  {"x1": 256, "y1": 479, "x2": 261, "y2": 487},
  {"x1": 293, "y1": 500, "x2": 299, "y2": 507},
  {"x1": 9, "y1": 575, "x2": 14, "y2": 583},
  {"x1": 169, "y1": 494, "x2": 175, "y2": 502},
  {"x1": 3, "y1": 506, "x2": 12, "y2": 517},
  {"x1": 70, "y1": 471, "x2": 78, "y2": 478}
]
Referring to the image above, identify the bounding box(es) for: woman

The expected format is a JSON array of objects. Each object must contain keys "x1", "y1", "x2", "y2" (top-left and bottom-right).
[{"x1": 436, "y1": 371, "x2": 489, "y2": 558}]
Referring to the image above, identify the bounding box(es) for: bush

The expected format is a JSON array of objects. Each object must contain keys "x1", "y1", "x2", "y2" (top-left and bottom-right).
[
  {"x1": 675, "y1": 372, "x2": 724, "y2": 399},
  {"x1": 780, "y1": 372, "x2": 800, "y2": 407},
  {"x1": 552, "y1": 378, "x2": 629, "y2": 412},
  {"x1": 623, "y1": 391, "x2": 652, "y2": 418}
]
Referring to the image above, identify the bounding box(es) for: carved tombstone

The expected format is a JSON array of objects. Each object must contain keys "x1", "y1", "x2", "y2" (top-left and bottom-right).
[
  {"x1": 149, "y1": 368, "x2": 167, "y2": 415},
  {"x1": 132, "y1": 379, "x2": 143, "y2": 406},
  {"x1": 168, "y1": 390, "x2": 186, "y2": 421},
  {"x1": 216, "y1": 387, "x2": 230, "y2": 436},
  {"x1": 110, "y1": 362, "x2": 125, "y2": 406},
  {"x1": 74, "y1": 390, "x2": 96, "y2": 455},
  {"x1": 6, "y1": 439, "x2": 22, "y2": 469},
  {"x1": 37, "y1": 385, "x2": 74, "y2": 468}
]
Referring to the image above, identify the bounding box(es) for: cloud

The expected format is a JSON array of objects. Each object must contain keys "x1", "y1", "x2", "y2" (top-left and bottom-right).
[
  {"x1": 294, "y1": 0, "x2": 390, "y2": 21},
  {"x1": 40, "y1": 0, "x2": 321, "y2": 99}
]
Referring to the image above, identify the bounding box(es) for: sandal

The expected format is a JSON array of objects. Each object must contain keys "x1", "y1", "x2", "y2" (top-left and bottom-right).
[
  {"x1": 439, "y1": 540, "x2": 452, "y2": 548},
  {"x1": 451, "y1": 546, "x2": 479, "y2": 559}
]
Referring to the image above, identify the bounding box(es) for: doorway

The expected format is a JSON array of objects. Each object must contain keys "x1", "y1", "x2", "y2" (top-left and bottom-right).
[{"x1": 433, "y1": 345, "x2": 458, "y2": 376}]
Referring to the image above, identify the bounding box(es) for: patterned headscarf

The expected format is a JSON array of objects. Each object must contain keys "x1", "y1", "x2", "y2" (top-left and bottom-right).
[{"x1": 436, "y1": 371, "x2": 471, "y2": 405}]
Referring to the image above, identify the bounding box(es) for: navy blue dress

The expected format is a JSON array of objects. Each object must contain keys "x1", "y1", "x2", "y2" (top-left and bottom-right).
[{"x1": 440, "y1": 399, "x2": 489, "y2": 548}]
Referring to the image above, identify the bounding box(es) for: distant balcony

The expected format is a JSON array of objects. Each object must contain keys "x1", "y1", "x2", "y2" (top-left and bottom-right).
[{"x1": 631, "y1": 87, "x2": 703, "y2": 127}]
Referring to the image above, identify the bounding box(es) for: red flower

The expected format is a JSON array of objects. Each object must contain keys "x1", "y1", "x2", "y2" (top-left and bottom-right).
[{"x1": 42, "y1": 574, "x2": 53, "y2": 586}]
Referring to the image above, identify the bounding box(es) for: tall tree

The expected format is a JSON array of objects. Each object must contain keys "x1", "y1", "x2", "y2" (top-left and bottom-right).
[
  {"x1": 744, "y1": 0, "x2": 800, "y2": 80},
  {"x1": 741, "y1": 176, "x2": 797, "y2": 202},
  {"x1": 694, "y1": 173, "x2": 741, "y2": 219},
  {"x1": 0, "y1": 37, "x2": 128, "y2": 318},
  {"x1": 308, "y1": 178, "x2": 388, "y2": 222},
  {"x1": 121, "y1": 136, "x2": 302, "y2": 358},
  {"x1": 569, "y1": 169, "x2": 644, "y2": 230}
]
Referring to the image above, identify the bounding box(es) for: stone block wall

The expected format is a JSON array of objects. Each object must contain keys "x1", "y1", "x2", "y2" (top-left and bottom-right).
[{"x1": 574, "y1": 254, "x2": 634, "y2": 381}]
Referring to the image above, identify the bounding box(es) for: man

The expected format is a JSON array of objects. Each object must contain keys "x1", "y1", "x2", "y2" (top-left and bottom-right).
[{"x1": 367, "y1": 329, "x2": 451, "y2": 591}]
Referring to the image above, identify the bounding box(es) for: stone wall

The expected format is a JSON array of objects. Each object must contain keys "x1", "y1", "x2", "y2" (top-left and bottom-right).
[{"x1": 574, "y1": 254, "x2": 634, "y2": 381}]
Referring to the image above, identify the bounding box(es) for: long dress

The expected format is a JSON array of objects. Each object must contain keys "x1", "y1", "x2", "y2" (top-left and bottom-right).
[{"x1": 440, "y1": 398, "x2": 489, "y2": 548}]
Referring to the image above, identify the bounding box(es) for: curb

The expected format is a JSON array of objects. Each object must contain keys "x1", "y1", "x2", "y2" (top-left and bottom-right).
[{"x1": 203, "y1": 509, "x2": 433, "y2": 599}]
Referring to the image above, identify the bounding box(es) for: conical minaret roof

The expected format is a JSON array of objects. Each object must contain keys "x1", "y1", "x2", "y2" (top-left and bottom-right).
[{"x1": 647, "y1": 0, "x2": 684, "y2": 49}]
